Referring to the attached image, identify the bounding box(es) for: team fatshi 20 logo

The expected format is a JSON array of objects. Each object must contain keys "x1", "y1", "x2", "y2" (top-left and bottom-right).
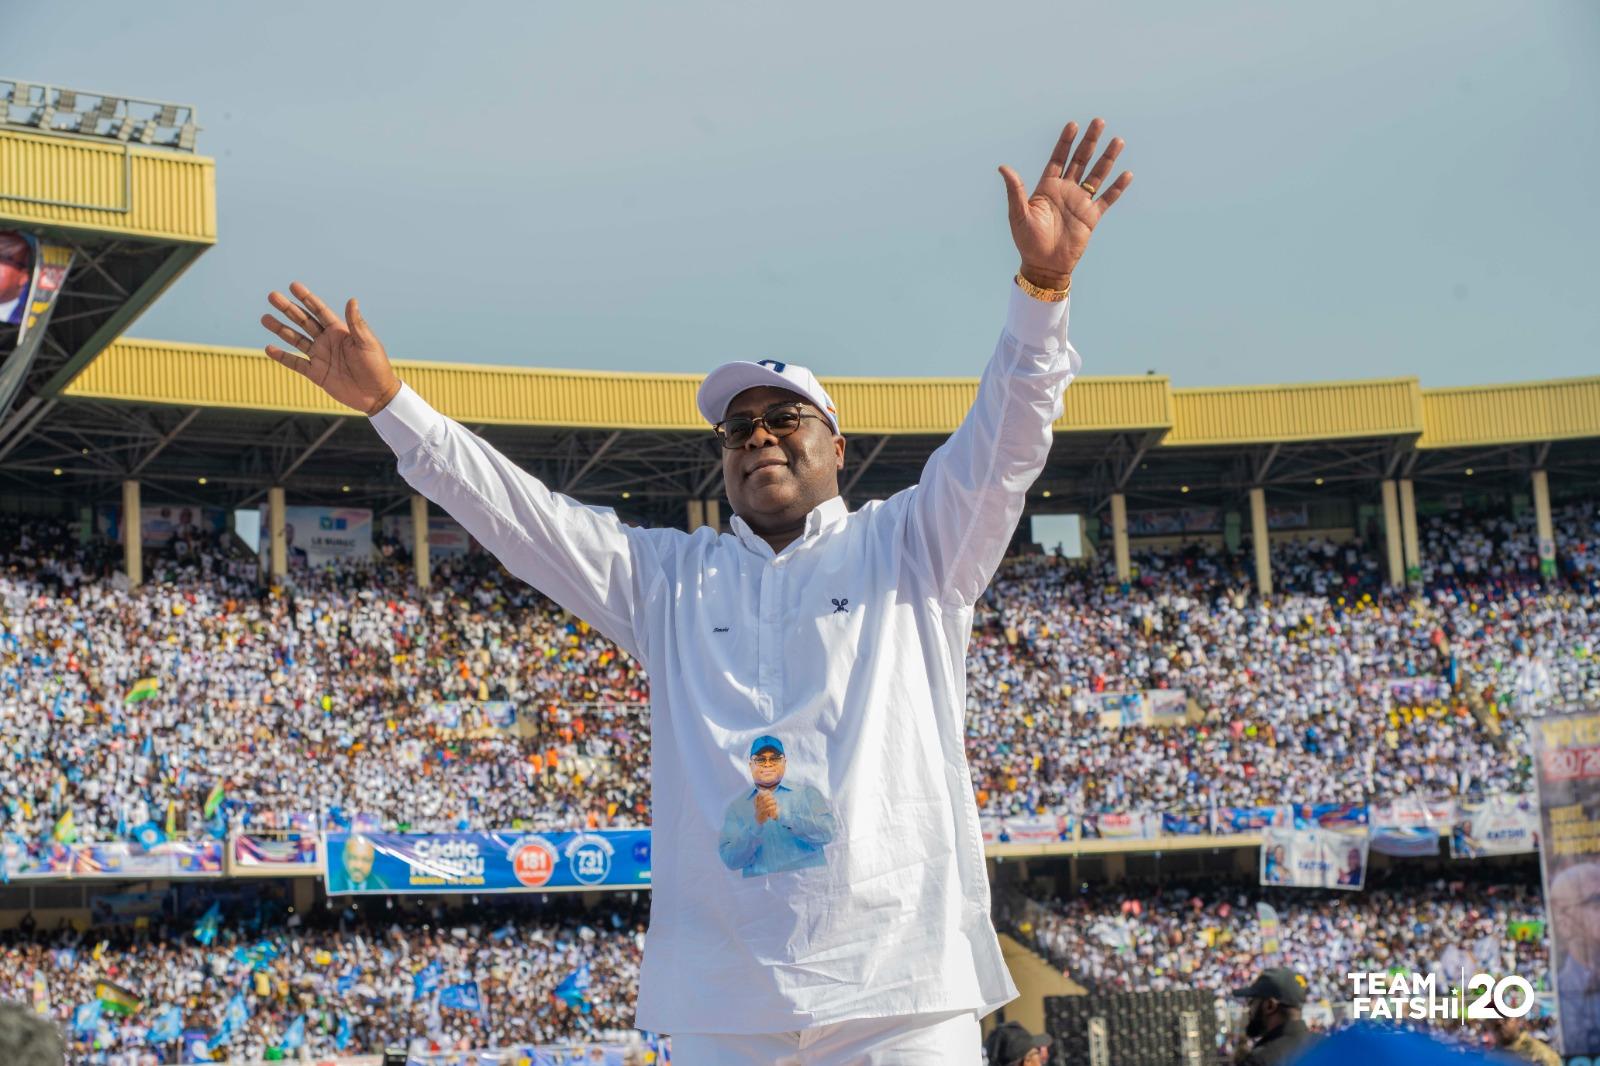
[{"x1": 509, "y1": 835, "x2": 559, "y2": 888}]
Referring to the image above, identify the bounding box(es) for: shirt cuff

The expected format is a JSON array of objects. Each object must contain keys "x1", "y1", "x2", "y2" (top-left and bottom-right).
[
  {"x1": 368, "y1": 382, "x2": 444, "y2": 455},
  {"x1": 1004, "y1": 278, "x2": 1072, "y2": 351}
]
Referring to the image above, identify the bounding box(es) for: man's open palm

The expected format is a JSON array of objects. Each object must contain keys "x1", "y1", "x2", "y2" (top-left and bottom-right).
[
  {"x1": 999, "y1": 118, "x2": 1132, "y2": 288},
  {"x1": 260, "y1": 282, "x2": 401, "y2": 416}
]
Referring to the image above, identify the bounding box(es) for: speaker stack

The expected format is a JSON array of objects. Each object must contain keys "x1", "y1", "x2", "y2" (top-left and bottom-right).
[{"x1": 1043, "y1": 989, "x2": 1218, "y2": 1066}]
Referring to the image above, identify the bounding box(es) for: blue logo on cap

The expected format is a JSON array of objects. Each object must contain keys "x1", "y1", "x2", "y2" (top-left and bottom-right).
[{"x1": 757, "y1": 359, "x2": 788, "y2": 373}]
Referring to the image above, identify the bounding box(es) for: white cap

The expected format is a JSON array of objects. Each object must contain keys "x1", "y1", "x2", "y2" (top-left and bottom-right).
[{"x1": 696, "y1": 359, "x2": 840, "y2": 432}]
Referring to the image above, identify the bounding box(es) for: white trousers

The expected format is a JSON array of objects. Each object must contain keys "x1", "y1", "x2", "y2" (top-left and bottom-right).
[{"x1": 670, "y1": 1010, "x2": 981, "y2": 1065}]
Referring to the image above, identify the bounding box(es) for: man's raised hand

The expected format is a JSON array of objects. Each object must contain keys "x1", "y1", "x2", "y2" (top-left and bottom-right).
[
  {"x1": 260, "y1": 282, "x2": 401, "y2": 416},
  {"x1": 999, "y1": 118, "x2": 1133, "y2": 290}
]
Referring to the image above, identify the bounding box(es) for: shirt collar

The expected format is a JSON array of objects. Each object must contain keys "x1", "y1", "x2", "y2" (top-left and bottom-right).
[{"x1": 730, "y1": 496, "x2": 849, "y2": 556}]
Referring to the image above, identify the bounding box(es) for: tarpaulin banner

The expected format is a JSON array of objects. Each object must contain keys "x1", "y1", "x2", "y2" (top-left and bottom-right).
[
  {"x1": 1293, "y1": 803, "x2": 1369, "y2": 833},
  {"x1": 1531, "y1": 708, "x2": 1600, "y2": 1057},
  {"x1": 1087, "y1": 811, "x2": 1161, "y2": 839},
  {"x1": 264, "y1": 506, "x2": 373, "y2": 567},
  {"x1": 1160, "y1": 813, "x2": 1209, "y2": 836},
  {"x1": 232, "y1": 833, "x2": 319, "y2": 869},
  {"x1": 1370, "y1": 795, "x2": 1454, "y2": 857},
  {"x1": 1451, "y1": 793, "x2": 1538, "y2": 858},
  {"x1": 0, "y1": 233, "x2": 72, "y2": 419},
  {"x1": 998, "y1": 814, "x2": 1069, "y2": 843},
  {"x1": 1215, "y1": 805, "x2": 1291, "y2": 834},
  {"x1": 380, "y1": 513, "x2": 475, "y2": 558},
  {"x1": 324, "y1": 830, "x2": 652, "y2": 894},
  {"x1": 1260, "y1": 828, "x2": 1367, "y2": 890},
  {"x1": 979, "y1": 815, "x2": 1004, "y2": 845},
  {"x1": 0, "y1": 230, "x2": 36, "y2": 327},
  {"x1": 2, "y1": 841, "x2": 223, "y2": 880}
]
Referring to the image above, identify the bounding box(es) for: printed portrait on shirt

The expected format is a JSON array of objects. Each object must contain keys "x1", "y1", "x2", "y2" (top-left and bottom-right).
[{"x1": 718, "y1": 735, "x2": 836, "y2": 878}]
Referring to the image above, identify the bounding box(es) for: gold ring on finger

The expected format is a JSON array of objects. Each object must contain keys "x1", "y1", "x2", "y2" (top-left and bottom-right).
[{"x1": 1080, "y1": 181, "x2": 1098, "y2": 195}]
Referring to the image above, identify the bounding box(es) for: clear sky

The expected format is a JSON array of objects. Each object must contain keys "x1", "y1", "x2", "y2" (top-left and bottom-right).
[{"x1": 7, "y1": 1, "x2": 1596, "y2": 387}]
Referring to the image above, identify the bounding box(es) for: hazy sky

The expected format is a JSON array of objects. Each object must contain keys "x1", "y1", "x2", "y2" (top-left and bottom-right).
[{"x1": 7, "y1": 1, "x2": 1596, "y2": 388}]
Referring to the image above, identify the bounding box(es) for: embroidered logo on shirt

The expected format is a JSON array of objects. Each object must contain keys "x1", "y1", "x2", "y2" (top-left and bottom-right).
[
  {"x1": 713, "y1": 626, "x2": 730, "y2": 633},
  {"x1": 831, "y1": 598, "x2": 849, "y2": 614}
]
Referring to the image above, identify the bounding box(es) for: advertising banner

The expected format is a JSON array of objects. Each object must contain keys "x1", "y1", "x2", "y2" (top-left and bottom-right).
[
  {"x1": 1146, "y1": 690, "x2": 1188, "y2": 726},
  {"x1": 1088, "y1": 811, "x2": 1161, "y2": 839},
  {"x1": 1451, "y1": 793, "x2": 1538, "y2": 858},
  {"x1": 979, "y1": 815, "x2": 1004, "y2": 845},
  {"x1": 1215, "y1": 805, "x2": 1291, "y2": 834},
  {"x1": 1531, "y1": 709, "x2": 1600, "y2": 1057},
  {"x1": 1161, "y1": 812, "x2": 1209, "y2": 836},
  {"x1": 0, "y1": 233, "x2": 73, "y2": 418},
  {"x1": 1000, "y1": 814, "x2": 1069, "y2": 843},
  {"x1": 1089, "y1": 691, "x2": 1146, "y2": 729},
  {"x1": 1260, "y1": 828, "x2": 1368, "y2": 890},
  {"x1": 1, "y1": 841, "x2": 223, "y2": 880},
  {"x1": 1293, "y1": 803, "x2": 1369, "y2": 833},
  {"x1": 232, "y1": 833, "x2": 320, "y2": 870},
  {"x1": 324, "y1": 830, "x2": 651, "y2": 894},
  {"x1": 380, "y1": 514, "x2": 475, "y2": 558},
  {"x1": 264, "y1": 507, "x2": 373, "y2": 567},
  {"x1": 1370, "y1": 795, "x2": 1454, "y2": 857}
]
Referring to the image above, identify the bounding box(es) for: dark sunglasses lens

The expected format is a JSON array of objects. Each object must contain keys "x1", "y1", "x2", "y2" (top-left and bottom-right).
[{"x1": 719, "y1": 419, "x2": 754, "y2": 448}]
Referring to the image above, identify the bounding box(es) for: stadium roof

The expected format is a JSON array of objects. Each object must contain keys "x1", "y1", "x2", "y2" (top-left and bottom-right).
[
  {"x1": 3, "y1": 87, "x2": 1595, "y2": 529},
  {"x1": 0, "y1": 334, "x2": 1591, "y2": 529}
]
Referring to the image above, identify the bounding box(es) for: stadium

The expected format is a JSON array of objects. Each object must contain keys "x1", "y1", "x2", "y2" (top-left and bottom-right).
[{"x1": 2, "y1": 72, "x2": 1597, "y2": 1066}]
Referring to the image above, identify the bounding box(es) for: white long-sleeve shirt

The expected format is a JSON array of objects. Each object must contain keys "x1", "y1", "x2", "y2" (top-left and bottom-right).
[{"x1": 369, "y1": 282, "x2": 1080, "y2": 1033}]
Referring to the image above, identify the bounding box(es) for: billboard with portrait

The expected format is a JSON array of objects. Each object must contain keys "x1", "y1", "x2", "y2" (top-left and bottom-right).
[
  {"x1": 324, "y1": 830, "x2": 651, "y2": 894},
  {"x1": 1532, "y1": 709, "x2": 1600, "y2": 1058}
]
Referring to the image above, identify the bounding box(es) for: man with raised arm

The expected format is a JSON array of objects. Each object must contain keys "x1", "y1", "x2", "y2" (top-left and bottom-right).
[{"x1": 261, "y1": 118, "x2": 1131, "y2": 1064}]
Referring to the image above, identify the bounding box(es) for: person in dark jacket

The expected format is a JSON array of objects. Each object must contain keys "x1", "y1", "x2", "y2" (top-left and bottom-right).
[{"x1": 1232, "y1": 967, "x2": 1320, "y2": 1065}]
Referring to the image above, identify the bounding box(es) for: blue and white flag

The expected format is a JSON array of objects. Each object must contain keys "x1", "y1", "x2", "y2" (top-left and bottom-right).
[
  {"x1": 440, "y1": 980, "x2": 483, "y2": 1014},
  {"x1": 193, "y1": 901, "x2": 221, "y2": 945},
  {"x1": 413, "y1": 959, "x2": 443, "y2": 999},
  {"x1": 145, "y1": 1005, "x2": 183, "y2": 1044}
]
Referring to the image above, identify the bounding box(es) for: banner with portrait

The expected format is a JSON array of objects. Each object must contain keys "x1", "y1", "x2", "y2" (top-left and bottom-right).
[
  {"x1": 1087, "y1": 811, "x2": 1161, "y2": 839},
  {"x1": 263, "y1": 506, "x2": 373, "y2": 567},
  {"x1": 324, "y1": 830, "x2": 652, "y2": 894},
  {"x1": 231, "y1": 833, "x2": 320, "y2": 872},
  {"x1": 380, "y1": 513, "x2": 475, "y2": 558},
  {"x1": 1215, "y1": 805, "x2": 1291, "y2": 834},
  {"x1": 1451, "y1": 793, "x2": 1538, "y2": 858},
  {"x1": 1293, "y1": 803, "x2": 1369, "y2": 834},
  {"x1": 1531, "y1": 708, "x2": 1600, "y2": 1058},
  {"x1": 0, "y1": 233, "x2": 73, "y2": 417},
  {"x1": 1370, "y1": 795, "x2": 1454, "y2": 857},
  {"x1": 1, "y1": 841, "x2": 223, "y2": 880},
  {"x1": 999, "y1": 813, "x2": 1070, "y2": 843},
  {"x1": 1161, "y1": 812, "x2": 1209, "y2": 836},
  {"x1": 1260, "y1": 828, "x2": 1367, "y2": 890}
]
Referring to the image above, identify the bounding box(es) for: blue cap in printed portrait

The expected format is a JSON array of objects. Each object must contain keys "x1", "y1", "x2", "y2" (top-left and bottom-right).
[{"x1": 750, "y1": 735, "x2": 784, "y2": 758}]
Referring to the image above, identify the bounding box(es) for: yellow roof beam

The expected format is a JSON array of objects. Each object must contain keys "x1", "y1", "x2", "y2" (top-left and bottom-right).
[
  {"x1": 1164, "y1": 377, "x2": 1423, "y2": 447},
  {"x1": 1419, "y1": 376, "x2": 1600, "y2": 449}
]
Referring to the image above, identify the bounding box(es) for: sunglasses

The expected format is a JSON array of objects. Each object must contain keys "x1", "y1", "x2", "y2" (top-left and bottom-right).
[{"x1": 713, "y1": 403, "x2": 828, "y2": 450}]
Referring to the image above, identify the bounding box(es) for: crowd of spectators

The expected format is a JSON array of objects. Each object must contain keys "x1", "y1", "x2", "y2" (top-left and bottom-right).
[
  {"x1": 1006, "y1": 862, "x2": 1551, "y2": 1043},
  {"x1": 0, "y1": 499, "x2": 1596, "y2": 840},
  {"x1": 0, "y1": 891, "x2": 645, "y2": 1064}
]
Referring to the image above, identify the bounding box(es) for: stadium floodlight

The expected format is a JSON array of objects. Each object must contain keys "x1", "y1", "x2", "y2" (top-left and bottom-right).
[{"x1": 2, "y1": 77, "x2": 199, "y2": 152}]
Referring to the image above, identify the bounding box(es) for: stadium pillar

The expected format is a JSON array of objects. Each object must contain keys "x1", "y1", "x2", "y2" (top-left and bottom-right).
[
  {"x1": 1109, "y1": 493, "x2": 1131, "y2": 582},
  {"x1": 411, "y1": 495, "x2": 431, "y2": 589},
  {"x1": 1532, "y1": 469, "x2": 1556, "y2": 579},
  {"x1": 1380, "y1": 480, "x2": 1404, "y2": 587},
  {"x1": 1249, "y1": 487, "x2": 1272, "y2": 596},
  {"x1": 121, "y1": 479, "x2": 142, "y2": 587},
  {"x1": 686, "y1": 498, "x2": 705, "y2": 531},
  {"x1": 268, "y1": 486, "x2": 287, "y2": 579},
  {"x1": 703, "y1": 499, "x2": 722, "y2": 532},
  {"x1": 1399, "y1": 478, "x2": 1420, "y2": 584}
]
